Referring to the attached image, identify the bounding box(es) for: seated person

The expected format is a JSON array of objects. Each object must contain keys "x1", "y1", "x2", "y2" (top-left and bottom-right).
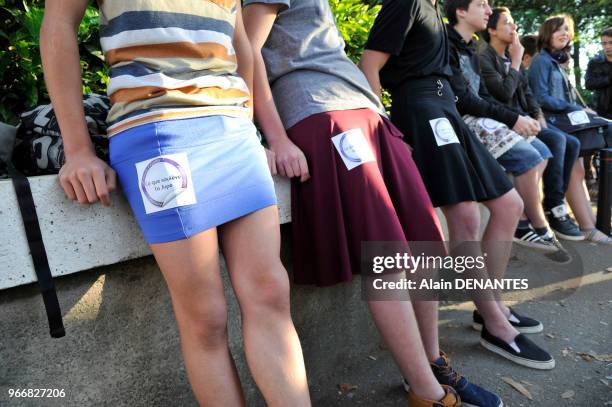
[
  {"x1": 529, "y1": 14, "x2": 612, "y2": 244},
  {"x1": 520, "y1": 34, "x2": 538, "y2": 70},
  {"x1": 479, "y1": 7, "x2": 585, "y2": 244},
  {"x1": 445, "y1": 0, "x2": 563, "y2": 252}
]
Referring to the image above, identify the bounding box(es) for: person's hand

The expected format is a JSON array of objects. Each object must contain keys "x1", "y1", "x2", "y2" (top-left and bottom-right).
[
  {"x1": 269, "y1": 137, "x2": 310, "y2": 182},
  {"x1": 58, "y1": 149, "x2": 116, "y2": 206},
  {"x1": 532, "y1": 117, "x2": 541, "y2": 133},
  {"x1": 537, "y1": 114, "x2": 548, "y2": 129},
  {"x1": 264, "y1": 147, "x2": 278, "y2": 176},
  {"x1": 513, "y1": 115, "x2": 540, "y2": 137},
  {"x1": 508, "y1": 33, "x2": 525, "y2": 69}
]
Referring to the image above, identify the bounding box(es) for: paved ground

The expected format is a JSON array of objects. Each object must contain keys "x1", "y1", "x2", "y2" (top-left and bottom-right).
[{"x1": 0, "y1": 227, "x2": 610, "y2": 407}]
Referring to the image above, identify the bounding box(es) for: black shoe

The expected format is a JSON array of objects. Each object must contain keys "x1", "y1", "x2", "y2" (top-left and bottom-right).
[
  {"x1": 472, "y1": 309, "x2": 543, "y2": 334},
  {"x1": 546, "y1": 205, "x2": 584, "y2": 241},
  {"x1": 513, "y1": 227, "x2": 559, "y2": 252},
  {"x1": 480, "y1": 326, "x2": 555, "y2": 370}
]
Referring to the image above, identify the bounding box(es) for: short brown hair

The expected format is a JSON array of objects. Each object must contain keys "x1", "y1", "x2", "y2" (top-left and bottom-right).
[
  {"x1": 520, "y1": 35, "x2": 538, "y2": 57},
  {"x1": 482, "y1": 7, "x2": 511, "y2": 43},
  {"x1": 601, "y1": 27, "x2": 612, "y2": 38},
  {"x1": 537, "y1": 14, "x2": 574, "y2": 51}
]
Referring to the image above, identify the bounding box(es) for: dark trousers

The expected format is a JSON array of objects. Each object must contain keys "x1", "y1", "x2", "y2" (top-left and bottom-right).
[{"x1": 537, "y1": 125, "x2": 581, "y2": 210}]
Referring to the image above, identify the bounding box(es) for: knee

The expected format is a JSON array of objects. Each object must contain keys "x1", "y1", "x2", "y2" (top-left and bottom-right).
[
  {"x1": 566, "y1": 135, "x2": 581, "y2": 156},
  {"x1": 180, "y1": 299, "x2": 229, "y2": 348},
  {"x1": 235, "y1": 260, "x2": 291, "y2": 314},
  {"x1": 490, "y1": 190, "x2": 524, "y2": 219},
  {"x1": 446, "y1": 202, "x2": 481, "y2": 239},
  {"x1": 573, "y1": 159, "x2": 586, "y2": 178}
]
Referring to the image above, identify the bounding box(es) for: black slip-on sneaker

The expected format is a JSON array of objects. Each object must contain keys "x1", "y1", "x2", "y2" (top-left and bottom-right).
[
  {"x1": 480, "y1": 326, "x2": 555, "y2": 370},
  {"x1": 472, "y1": 308, "x2": 543, "y2": 334}
]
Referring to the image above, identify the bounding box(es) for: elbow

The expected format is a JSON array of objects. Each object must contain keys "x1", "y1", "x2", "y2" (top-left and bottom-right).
[{"x1": 357, "y1": 58, "x2": 372, "y2": 75}]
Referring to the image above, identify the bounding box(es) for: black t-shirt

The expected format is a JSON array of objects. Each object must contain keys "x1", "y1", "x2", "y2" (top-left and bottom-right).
[{"x1": 365, "y1": 0, "x2": 452, "y2": 90}]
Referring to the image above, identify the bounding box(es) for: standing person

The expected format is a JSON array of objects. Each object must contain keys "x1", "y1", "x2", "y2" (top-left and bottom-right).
[
  {"x1": 443, "y1": 2, "x2": 565, "y2": 253},
  {"x1": 528, "y1": 15, "x2": 612, "y2": 244},
  {"x1": 40, "y1": 1, "x2": 311, "y2": 405},
  {"x1": 360, "y1": 0, "x2": 555, "y2": 371},
  {"x1": 242, "y1": 1, "x2": 502, "y2": 405},
  {"x1": 479, "y1": 7, "x2": 584, "y2": 245},
  {"x1": 585, "y1": 27, "x2": 612, "y2": 120}
]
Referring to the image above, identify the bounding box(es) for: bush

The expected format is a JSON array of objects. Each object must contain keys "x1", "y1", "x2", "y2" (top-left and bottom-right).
[{"x1": 0, "y1": 0, "x2": 108, "y2": 124}]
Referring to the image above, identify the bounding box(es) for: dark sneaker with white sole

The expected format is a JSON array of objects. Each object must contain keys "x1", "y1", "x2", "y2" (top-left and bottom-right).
[
  {"x1": 513, "y1": 227, "x2": 559, "y2": 252},
  {"x1": 546, "y1": 205, "x2": 584, "y2": 241},
  {"x1": 472, "y1": 308, "x2": 543, "y2": 334},
  {"x1": 403, "y1": 352, "x2": 504, "y2": 407},
  {"x1": 480, "y1": 326, "x2": 555, "y2": 370}
]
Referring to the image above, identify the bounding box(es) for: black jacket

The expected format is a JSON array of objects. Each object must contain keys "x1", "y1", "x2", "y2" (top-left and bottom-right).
[
  {"x1": 446, "y1": 25, "x2": 519, "y2": 128},
  {"x1": 585, "y1": 53, "x2": 612, "y2": 119},
  {"x1": 478, "y1": 43, "x2": 542, "y2": 119}
]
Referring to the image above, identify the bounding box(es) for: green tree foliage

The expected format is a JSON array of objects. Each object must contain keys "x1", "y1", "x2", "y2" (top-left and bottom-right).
[
  {"x1": 0, "y1": 0, "x2": 107, "y2": 124},
  {"x1": 329, "y1": 0, "x2": 380, "y2": 63},
  {"x1": 0, "y1": 0, "x2": 607, "y2": 124},
  {"x1": 494, "y1": 0, "x2": 612, "y2": 93}
]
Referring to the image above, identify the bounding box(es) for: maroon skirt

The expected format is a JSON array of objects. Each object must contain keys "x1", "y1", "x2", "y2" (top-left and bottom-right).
[{"x1": 286, "y1": 108, "x2": 444, "y2": 286}]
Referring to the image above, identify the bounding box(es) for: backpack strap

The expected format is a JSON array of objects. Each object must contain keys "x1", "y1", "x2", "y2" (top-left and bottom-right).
[{"x1": 7, "y1": 163, "x2": 65, "y2": 338}]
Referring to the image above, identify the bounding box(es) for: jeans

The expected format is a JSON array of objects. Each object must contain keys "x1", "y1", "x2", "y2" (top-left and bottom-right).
[
  {"x1": 497, "y1": 138, "x2": 552, "y2": 176},
  {"x1": 537, "y1": 125, "x2": 581, "y2": 210}
]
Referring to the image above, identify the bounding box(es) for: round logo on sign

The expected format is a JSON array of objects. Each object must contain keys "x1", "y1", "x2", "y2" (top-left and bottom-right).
[
  {"x1": 339, "y1": 133, "x2": 363, "y2": 163},
  {"x1": 481, "y1": 118, "x2": 499, "y2": 132},
  {"x1": 570, "y1": 110, "x2": 588, "y2": 123},
  {"x1": 435, "y1": 119, "x2": 455, "y2": 142},
  {"x1": 140, "y1": 157, "x2": 188, "y2": 208}
]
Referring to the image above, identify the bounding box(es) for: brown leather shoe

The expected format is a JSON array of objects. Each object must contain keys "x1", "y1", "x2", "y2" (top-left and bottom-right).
[{"x1": 408, "y1": 384, "x2": 461, "y2": 406}]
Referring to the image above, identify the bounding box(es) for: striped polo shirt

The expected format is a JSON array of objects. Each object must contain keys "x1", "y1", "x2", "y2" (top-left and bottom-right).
[{"x1": 97, "y1": 0, "x2": 250, "y2": 137}]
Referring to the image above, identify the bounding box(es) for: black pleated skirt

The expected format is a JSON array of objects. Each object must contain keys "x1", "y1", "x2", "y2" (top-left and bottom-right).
[{"x1": 390, "y1": 76, "x2": 513, "y2": 207}]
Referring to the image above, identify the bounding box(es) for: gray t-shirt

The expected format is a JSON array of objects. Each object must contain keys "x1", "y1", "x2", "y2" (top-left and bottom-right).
[{"x1": 242, "y1": 0, "x2": 384, "y2": 129}]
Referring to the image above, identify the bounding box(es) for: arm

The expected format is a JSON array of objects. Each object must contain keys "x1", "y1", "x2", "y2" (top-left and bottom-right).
[
  {"x1": 584, "y1": 59, "x2": 612, "y2": 90},
  {"x1": 40, "y1": 0, "x2": 115, "y2": 206},
  {"x1": 359, "y1": 0, "x2": 415, "y2": 98},
  {"x1": 233, "y1": 6, "x2": 254, "y2": 118},
  {"x1": 478, "y1": 49, "x2": 520, "y2": 104},
  {"x1": 527, "y1": 56, "x2": 579, "y2": 112},
  {"x1": 358, "y1": 50, "x2": 391, "y2": 99},
  {"x1": 242, "y1": 2, "x2": 310, "y2": 182},
  {"x1": 448, "y1": 48, "x2": 519, "y2": 128}
]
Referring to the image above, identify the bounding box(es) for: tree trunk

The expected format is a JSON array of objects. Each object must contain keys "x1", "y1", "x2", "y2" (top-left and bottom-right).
[
  {"x1": 573, "y1": 16, "x2": 582, "y2": 90},
  {"x1": 573, "y1": 40, "x2": 581, "y2": 89}
]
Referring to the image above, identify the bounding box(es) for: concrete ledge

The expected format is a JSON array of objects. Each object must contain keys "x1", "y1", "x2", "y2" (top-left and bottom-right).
[{"x1": 0, "y1": 175, "x2": 291, "y2": 290}]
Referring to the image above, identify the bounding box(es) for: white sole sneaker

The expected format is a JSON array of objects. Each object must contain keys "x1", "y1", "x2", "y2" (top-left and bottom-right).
[
  {"x1": 472, "y1": 321, "x2": 544, "y2": 334},
  {"x1": 512, "y1": 236, "x2": 559, "y2": 253},
  {"x1": 553, "y1": 230, "x2": 586, "y2": 241},
  {"x1": 479, "y1": 338, "x2": 556, "y2": 370}
]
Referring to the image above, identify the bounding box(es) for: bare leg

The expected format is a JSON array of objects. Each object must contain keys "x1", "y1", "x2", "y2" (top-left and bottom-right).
[
  {"x1": 367, "y1": 301, "x2": 445, "y2": 401},
  {"x1": 411, "y1": 300, "x2": 440, "y2": 362},
  {"x1": 566, "y1": 158, "x2": 596, "y2": 229},
  {"x1": 513, "y1": 160, "x2": 548, "y2": 229},
  {"x1": 481, "y1": 190, "x2": 524, "y2": 337},
  {"x1": 219, "y1": 206, "x2": 311, "y2": 407},
  {"x1": 151, "y1": 229, "x2": 245, "y2": 406},
  {"x1": 442, "y1": 194, "x2": 523, "y2": 343}
]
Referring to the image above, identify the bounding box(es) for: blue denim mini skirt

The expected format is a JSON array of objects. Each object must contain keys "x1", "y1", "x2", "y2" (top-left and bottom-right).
[{"x1": 110, "y1": 115, "x2": 277, "y2": 244}]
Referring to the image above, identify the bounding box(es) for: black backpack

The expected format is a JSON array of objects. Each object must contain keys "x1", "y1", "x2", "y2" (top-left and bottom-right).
[{"x1": 13, "y1": 93, "x2": 110, "y2": 175}]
